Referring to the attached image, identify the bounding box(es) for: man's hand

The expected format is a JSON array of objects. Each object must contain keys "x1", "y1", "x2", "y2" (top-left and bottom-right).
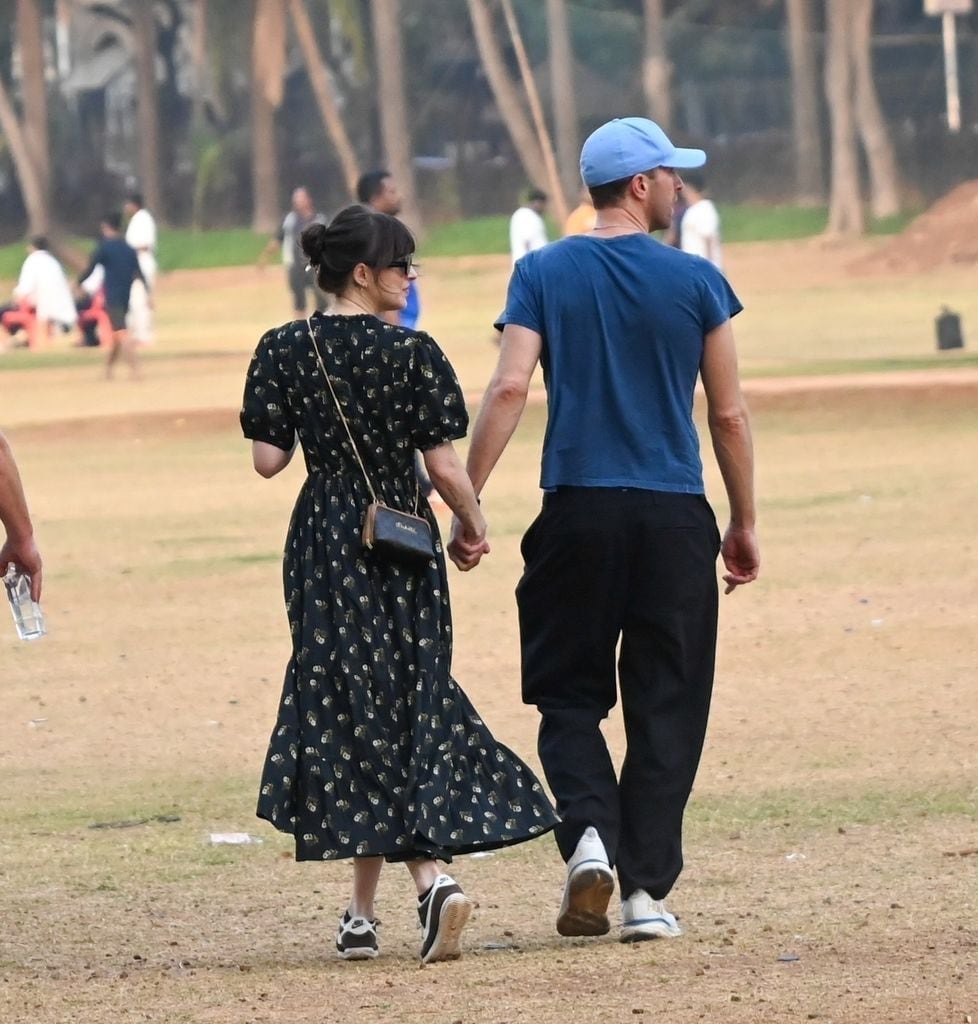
[
  {"x1": 0, "y1": 534, "x2": 42, "y2": 600},
  {"x1": 720, "y1": 525, "x2": 759, "y2": 595},
  {"x1": 447, "y1": 516, "x2": 490, "y2": 572}
]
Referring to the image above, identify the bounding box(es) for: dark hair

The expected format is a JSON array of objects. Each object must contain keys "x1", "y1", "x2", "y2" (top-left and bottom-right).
[
  {"x1": 30, "y1": 235, "x2": 48, "y2": 251},
  {"x1": 588, "y1": 176, "x2": 632, "y2": 209},
  {"x1": 126, "y1": 191, "x2": 144, "y2": 207},
  {"x1": 356, "y1": 170, "x2": 392, "y2": 205},
  {"x1": 301, "y1": 205, "x2": 415, "y2": 295},
  {"x1": 101, "y1": 211, "x2": 122, "y2": 230},
  {"x1": 682, "y1": 171, "x2": 706, "y2": 191},
  {"x1": 527, "y1": 188, "x2": 547, "y2": 203}
]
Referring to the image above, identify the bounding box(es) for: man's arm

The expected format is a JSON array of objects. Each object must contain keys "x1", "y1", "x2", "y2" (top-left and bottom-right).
[
  {"x1": 700, "y1": 319, "x2": 759, "y2": 594},
  {"x1": 0, "y1": 431, "x2": 42, "y2": 599},
  {"x1": 464, "y1": 324, "x2": 542, "y2": 495}
]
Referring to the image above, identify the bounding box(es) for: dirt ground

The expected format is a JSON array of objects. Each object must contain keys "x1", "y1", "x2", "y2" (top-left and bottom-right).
[{"x1": 1, "y1": 241, "x2": 976, "y2": 1023}]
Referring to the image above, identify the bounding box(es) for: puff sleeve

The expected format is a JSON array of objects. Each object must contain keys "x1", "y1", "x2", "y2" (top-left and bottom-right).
[
  {"x1": 409, "y1": 332, "x2": 469, "y2": 451},
  {"x1": 240, "y1": 332, "x2": 296, "y2": 451}
]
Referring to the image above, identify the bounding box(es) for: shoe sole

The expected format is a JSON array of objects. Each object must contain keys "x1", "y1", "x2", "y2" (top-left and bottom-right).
[
  {"x1": 421, "y1": 893, "x2": 474, "y2": 964},
  {"x1": 336, "y1": 946, "x2": 379, "y2": 960},
  {"x1": 556, "y1": 866, "x2": 615, "y2": 937},
  {"x1": 620, "y1": 922, "x2": 682, "y2": 943}
]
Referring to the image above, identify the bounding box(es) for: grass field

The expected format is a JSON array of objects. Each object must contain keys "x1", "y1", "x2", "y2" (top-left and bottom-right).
[
  {"x1": 0, "y1": 204, "x2": 919, "y2": 279},
  {"x1": 1, "y1": 239, "x2": 976, "y2": 1023}
]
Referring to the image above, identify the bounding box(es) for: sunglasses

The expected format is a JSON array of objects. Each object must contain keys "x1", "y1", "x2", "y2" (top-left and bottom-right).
[{"x1": 388, "y1": 256, "x2": 419, "y2": 275}]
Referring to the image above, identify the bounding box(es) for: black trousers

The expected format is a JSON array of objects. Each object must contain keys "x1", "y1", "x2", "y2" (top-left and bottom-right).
[{"x1": 516, "y1": 487, "x2": 720, "y2": 900}]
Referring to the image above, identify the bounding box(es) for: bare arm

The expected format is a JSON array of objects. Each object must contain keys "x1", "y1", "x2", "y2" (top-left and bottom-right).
[
  {"x1": 464, "y1": 324, "x2": 542, "y2": 495},
  {"x1": 701, "y1": 319, "x2": 759, "y2": 593},
  {"x1": 0, "y1": 431, "x2": 42, "y2": 599},
  {"x1": 423, "y1": 442, "x2": 488, "y2": 571},
  {"x1": 252, "y1": 439, "x2": 296, "y2": 478}
]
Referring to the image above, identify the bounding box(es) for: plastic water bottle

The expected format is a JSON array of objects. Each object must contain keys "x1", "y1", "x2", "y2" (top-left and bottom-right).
[{"x1": 4, "y1": 565, "x2": 46, "y2": 641}]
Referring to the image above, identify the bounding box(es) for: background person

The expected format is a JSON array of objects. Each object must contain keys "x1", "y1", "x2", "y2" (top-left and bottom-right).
[
  {"x1": 679, "y1": 173, "x2": 723, "y2": 269},
  {"x1": 123, "y1": 191, "x2": 157, "y2": 345},
  {"x1": 357, "y1": 169, "x2": 420, "y2": 328},
  {"x1": 455, "y1": 116, "x2": 759, "y2": 945},
  {"x1": 259, "y1": 187, "x2": 329, "y2": 315},
  {"x1": 77, "y1": 213, "x2": 146, "y2": 379},
  {"x1": 240, "y1": 206, "x2": 557, "y2": 964},
  {"x1": 0, "y1": 430, "x2": 42, "y2": 601},
  {"x1": 509, "y1": 187, "x2": 548, "y2": 263},
  {"x1": 563, "y1": 186, "x2": 597, "y2": 236},
  {"x1": 0, "y1": 237, "x2": 77, "y2": 349}
]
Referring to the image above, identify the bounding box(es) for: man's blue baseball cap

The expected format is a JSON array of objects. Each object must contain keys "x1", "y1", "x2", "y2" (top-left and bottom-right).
[{"x1": 579, "y1": 117, "x2": 706, "y2": 187}]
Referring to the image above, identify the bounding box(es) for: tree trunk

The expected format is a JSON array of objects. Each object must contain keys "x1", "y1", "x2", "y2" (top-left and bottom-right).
[
  {"x1": 466, "y1": 0, "x2": 548, "y2": 192},
  {"x1": 786, "y1": 0, "x2": 825, "y2": 205},
  {"x1": 824, "y1": 0, "x2": 863, "y2": 236},
  {"x1": 290, "y1": 0, "x2": 360, "y2": 201},
  {"x1": 545, "y1": 0, "x2": 578, "y2": 203},
  {"x1": 190, "y1": 0, "x2": 208, "y2": 136},
  {"x1": 850, "y1": 0, "x2": 900, "y2": 218},
  {"x1": 131, "y1": 1, "x2": 164, "y2": 219},
  {"x1": 250, "y1": 0, "x2": 285, "y2": 233},
  {"x1": 0, "y1": 73, "x2": 49, "y2": 235},
  {"x1": 369, "y1": 0, "x2": 422, "y2": 232},
  {"x1": 17, "y1": 0, "x2": 50, "y2": 204},
  {"x1": 642, "y1": 0, "x2": 672, "y2": 129}
]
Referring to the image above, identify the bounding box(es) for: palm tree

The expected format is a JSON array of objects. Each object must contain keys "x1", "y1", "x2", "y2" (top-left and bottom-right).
[
  {"x1": 850, "y1": 0, "x2": 900, "y2": 218},
  {"x1": 642, "y1": 0, "x2": 672, "y2": 129},
  {"x1": 545, "y1": 0, "x2": 578, "y2": 203},
  {"x1": 131, "y1": 0, "x2": 164, "y2": 220},
  {"x1": 0, "y1": 0, "x2": 51, "y2": 235},
  {"x1": 466, "y1": 0, "x2": 548, "y2": 192},
  {"x1": 17, "y1": 0, "x2": 50, "y2": 206},
  {"x1": 785, "y1": 0, "x2": 825, "y2": 205},
  {"x1": 824, "y1": 0, "x2": 863, "y2": 235},
  {"x1": 250, "y1": 0, "x2": 286, "y2": 233},
  {"x1": 288, "y1": 0, "x2": 360, "y2": 201},
  {"x1": 369, "y1": 0, "x2": 422, "y2": 230}
]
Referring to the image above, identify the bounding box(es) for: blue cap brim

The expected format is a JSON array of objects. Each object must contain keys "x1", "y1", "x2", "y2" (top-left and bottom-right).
[{"x1": 669, "y1": 147, "x2": 707, "y2": 169}]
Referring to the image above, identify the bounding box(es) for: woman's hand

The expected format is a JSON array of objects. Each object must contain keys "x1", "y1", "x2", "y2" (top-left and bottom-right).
[{"x1": 448, "y1": 516, "x2": 490, "y2": 572}]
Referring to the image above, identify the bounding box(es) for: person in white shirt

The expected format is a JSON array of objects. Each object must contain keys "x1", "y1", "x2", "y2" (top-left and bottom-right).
[
  {"x1": 509, "y1": 188, "x2": 548, "y2": 264},
  {"x1": 123, "y1": 192, "x2": 157, "y2": 344},
  {"x1": 0, "y1": 237, "x2": 77, "y2": 349},
  {"x1": 679, "y1": 174, "x2": 723, "y2": 270}
]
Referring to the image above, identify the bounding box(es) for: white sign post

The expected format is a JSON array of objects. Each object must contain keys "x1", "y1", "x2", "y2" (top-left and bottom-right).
[{"x1": 925, "y1": 0, "x2": 973, "y2": 132}]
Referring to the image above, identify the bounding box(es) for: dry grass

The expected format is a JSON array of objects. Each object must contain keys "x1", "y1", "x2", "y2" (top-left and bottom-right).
[{"x1": 1, "y1": 243, "x2": 977, "y2": 1023}]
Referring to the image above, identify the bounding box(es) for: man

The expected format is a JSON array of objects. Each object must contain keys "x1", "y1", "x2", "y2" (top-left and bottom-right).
[
  {"x1": 357, "y1": 170, "x2": 420, "y2": 329},
  {"x1": 451, "y1": 117, "x2": 759, "y2": 943},
  {"x1": 0, "y1": 430, "x2": 42, "y2": 602},
  {"x1": 679, "y1": 173, "x2": 723, "y2": 269},
  {"x1": 0, "y1": 237, "x2": 77, "y2": 348},
  {"x1": 509, "y1": 188, "x2": 548, "y2": 263},
  {"x1": 260, "y1": 187, "x2": 328, "y2": 316},
  {"x1": 77, "y1": 213, "x2": 146, "y2": 379},
  {"x1": 123, "y1": 191, "x2": 157, "y2": 344}
]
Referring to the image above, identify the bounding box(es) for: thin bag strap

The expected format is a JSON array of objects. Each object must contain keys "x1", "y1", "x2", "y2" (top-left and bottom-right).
[{"x1": 307, "y1": 317, "x2": 420, "y2": 513}]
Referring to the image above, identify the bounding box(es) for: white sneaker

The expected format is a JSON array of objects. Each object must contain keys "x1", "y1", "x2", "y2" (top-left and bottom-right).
[
  {"x1": 620, "y1": 889, "x2": 682, "y2": 942},
  {"x1": 418, "y1": 874, "x2": 474, "y2": 964},
  {"x1": 556, "y1": 826, "x2": 615, "y2": 936}
]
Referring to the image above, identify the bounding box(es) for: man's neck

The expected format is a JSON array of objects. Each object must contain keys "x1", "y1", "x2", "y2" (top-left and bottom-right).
[{"x1": 591, "y1": 205, "x2": 649, "y2": 236}]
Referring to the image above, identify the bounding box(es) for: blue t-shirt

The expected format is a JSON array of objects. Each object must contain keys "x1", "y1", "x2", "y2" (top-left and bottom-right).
[
  {"x1": 79, "y1": 237, "x2": 143, "y2": 309},
  {"x1": 400, "y1": 279, "x2": 421, "y2": 330},
  {"x1": 496, "y1": 233, "x2": 742, "y2": 493}
]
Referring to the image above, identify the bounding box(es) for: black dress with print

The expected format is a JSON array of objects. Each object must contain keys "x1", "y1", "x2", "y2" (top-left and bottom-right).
[{"x1": 241, "y1": 313, "x2": 558, "y2": 861}]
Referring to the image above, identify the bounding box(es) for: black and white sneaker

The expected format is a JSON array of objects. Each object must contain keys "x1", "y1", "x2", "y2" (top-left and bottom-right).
[
  {"x1": 417, "y1": 874, "x2": 474, "y2": 964},
  {"x1": 335, "y1": 911, "x2": 379, "y2": 960}
]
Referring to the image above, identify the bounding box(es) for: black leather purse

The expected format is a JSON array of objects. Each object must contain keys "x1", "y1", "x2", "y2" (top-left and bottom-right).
[{"x1": 308, "y1": 320, "x2": 435, "y2": 565}]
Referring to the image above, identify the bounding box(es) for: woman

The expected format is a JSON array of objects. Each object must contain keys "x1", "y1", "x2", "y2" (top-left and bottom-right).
[{"x1": 241, "y1": 206, "x2": 557, "y2": 964}]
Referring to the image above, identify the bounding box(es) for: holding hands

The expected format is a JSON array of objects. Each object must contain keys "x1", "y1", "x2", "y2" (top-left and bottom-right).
[{"x1": 448, "y1": 516, "x2": 490, "y2": 572}]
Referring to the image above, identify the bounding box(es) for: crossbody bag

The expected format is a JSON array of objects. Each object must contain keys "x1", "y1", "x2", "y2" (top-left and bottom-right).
[{"x1": 308, "y1": 318, "x2": 435, "y2": 564}]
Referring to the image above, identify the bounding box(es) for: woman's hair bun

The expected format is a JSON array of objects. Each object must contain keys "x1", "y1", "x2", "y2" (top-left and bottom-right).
[{"x1": 300, "y1": 221, "x2": 328, "y2": 266}]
